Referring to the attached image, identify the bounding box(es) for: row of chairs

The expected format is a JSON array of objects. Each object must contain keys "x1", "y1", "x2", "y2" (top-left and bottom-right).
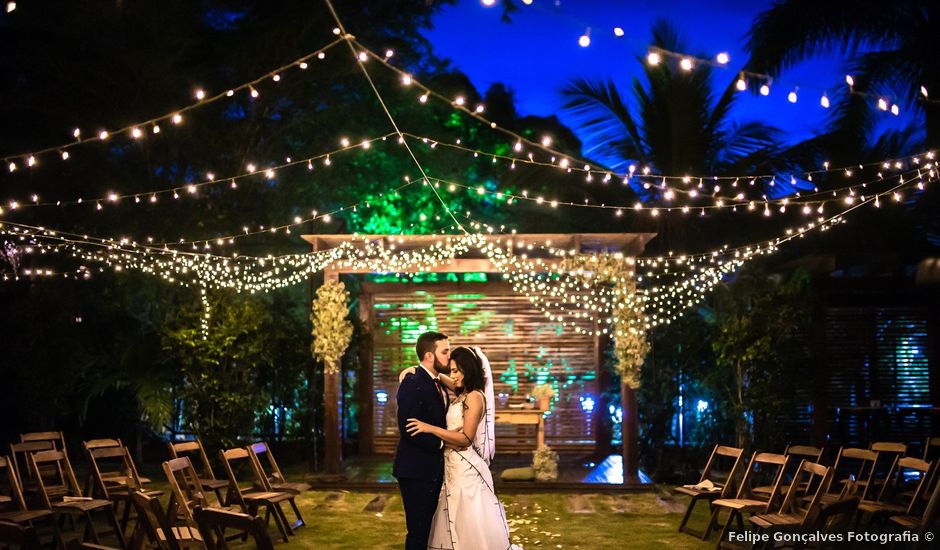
[
  {"x1": 1, "y1": 431, "x2": 311, "y2": 549},
  {"x1": 675, "y1": 441, "x2": 940, "y2": 549}
]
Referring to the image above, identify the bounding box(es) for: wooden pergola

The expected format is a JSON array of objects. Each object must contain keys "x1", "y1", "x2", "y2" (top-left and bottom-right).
[{"x1": 303, "y1": 232, "x2": 655, "y2": 483}]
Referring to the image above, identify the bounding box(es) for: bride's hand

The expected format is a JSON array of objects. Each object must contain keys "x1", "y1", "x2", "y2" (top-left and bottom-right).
[
  {"x1": 398, "y1": 367, "x2": 416, "y2": 383},
  {"x1": 406, "y1": 418, "x2": 432, "y2": 436}
]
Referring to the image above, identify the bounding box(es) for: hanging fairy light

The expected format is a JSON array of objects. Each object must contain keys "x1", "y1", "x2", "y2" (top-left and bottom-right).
[{"x1": 578, "y1": 28, "x2": 591, "y2": 48}]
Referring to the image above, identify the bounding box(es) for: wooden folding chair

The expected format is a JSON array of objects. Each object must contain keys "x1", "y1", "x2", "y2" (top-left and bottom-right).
[
  {"x1": 128, "y1": 489, "x2": 203, "y2": 550},
  {"x1": 806, "y1": 497, "x2": 859, "y2": 546},
  {"x1": 710, "y1": 452, "x2": 788, "y2": 549},
  {"x1": 218, "y1": 448, "x2": 293, "y2": 543},
  {"x1": 674, "y1": 445, "x2": 745, "y2": 540},
  {"x1": 194, "y1": 506, "x2": 275, "y2": 550},
  {"x1": 0, "y1": 455, "x2": 62, "y2": 549},
  {"x1": 752, "y1": 444, "x2": 824, "y2": 499},
  {"x1": 247, "y1": 443, "x2": 310, "y2": 495},
  {"x1": 890, "y1": 469, "x2": 940, "y2": 542},
  {"x1": 9, "y1": 441, "x2": 64, "y2": 504},
  {"x1": 166, "y1": 441, "x2": 227, "y2": 507},
  {"x1": 0, "y1": 519, "x2": 42, "y2": 550},
  {"x1": 162, "y1": 458, "x2": 215, "y2": 531},
  {"x1": 28, "y1": 450, "x2": 126, "y2": 548},
  {"x1": 856, "y1": 457, "x2": 935, "y2": 526},
  {"x1": 86, "y1": 444, "x2": 164, "y2": 535},
  {"x1": 748, "y1": 460, "x2": 831, "y2": 549},
  {"x1": 245, "y1": 447, "x2": 304, "y2": 531},
  {"x1": 818, "y1": 447, "x2": 878, "y2": 504}
]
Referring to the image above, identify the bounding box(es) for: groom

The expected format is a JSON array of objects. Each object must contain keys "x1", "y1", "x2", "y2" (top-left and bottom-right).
[{"x1": 394, "y1": 331, "x2": 451, "y2": 550}]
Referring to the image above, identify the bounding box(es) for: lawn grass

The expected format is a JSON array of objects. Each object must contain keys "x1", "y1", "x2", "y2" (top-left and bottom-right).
[{"x1": 263, "y1": 489, "x2": 716, "y2": 549}]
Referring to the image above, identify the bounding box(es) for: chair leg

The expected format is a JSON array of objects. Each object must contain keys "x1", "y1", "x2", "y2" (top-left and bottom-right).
[
  {"x1": 702, "y1": 503, "x2": 719, "y2": 540},
  {"x1": 273, "y1": 503, "x2": 294, "y2": 536},
  {"x1": 83, "y1": 512, "x2": 100, "y2": 544},
  {"x1": 105, "y1": 507, "x2": 127, "y2": 549},
  {"x1": 288, "y1": 497, "x2": 305, "y2": 528},
  {"x1": 678, "y1": 497, "x2": 698, "y2": 533},
  {"x1": 120, "y1": 499, "x2": 132, "y2": 534},
  {"x1": 269, "y1": 505, "x2": 290, "y2": 543}
]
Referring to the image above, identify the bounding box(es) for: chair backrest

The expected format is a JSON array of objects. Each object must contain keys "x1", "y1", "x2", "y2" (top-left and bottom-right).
[
  {"x1": 779, "y1": 460, "x2": 832, "y2": 525},
  {"x1": 20, "y1": 432, "x2": 66, "y2": 450},
  {"x1": 194, "y1": 506, "x2": 275, "y2": 550},
  {"x1": 877, "y1": 457, "x2": 935, "y2": 514},
  {"x1": 827, "y1": 447, "x2": 879, "y2": 500},
  {"x1": 130, "y1": 489, "x2": 180, "y2": 550},
  {"x1": 785, "y1": 445, "x2": 825, "y2": 463},
  {"x1": 248, "y1": 442, "x2": 286, "y2": 486},
  {"x1": 219, "y1": 448, "x2": 266, "y2": 513},
  {"x1": 82, "y1": 439, "x2": 122, "y2": 451},
  {"x1": 86, "y1": 445, "x2": 143, "y2": 500},
  {"x1": 162, "y1": 457, "x2": 208, "y2": 528},
  {"x1": 0, "y1": 520, "x2": 42, "y2": 549},
  {"x1": 26, "y1": 450, "x2": 82, "y2": 508},
  {"x1": 0, "y1": 456, "x2": 28, "y2": 511},
  {"x1": 870, "y1": 442, "x2": 907, "y2": 481},
  {"x1": 923, "y1": 437, "x2": 940, "y2": 462},
  {"x1": 8, "y1": 441, "x2": 57, "y2": 491},
  {"x1": 734, "y1": 452, "x2": 789, "y2": 509},
  {"x1": 168, "y1": 439, "x2": 219, "y2": 483},
  {"x1": 698, "y1": 445, "x2": 745, "y2": 497}
]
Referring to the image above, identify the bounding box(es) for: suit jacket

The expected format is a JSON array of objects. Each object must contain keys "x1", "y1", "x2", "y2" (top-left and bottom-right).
[{"x1": 392, "y1": 365, "x2": 447, "y2": 480}]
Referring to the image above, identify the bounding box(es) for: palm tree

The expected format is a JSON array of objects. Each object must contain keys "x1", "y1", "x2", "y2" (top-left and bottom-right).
[
  {"x1": 745, "y1": 0, "x2": 938, "y2": 151},
  {"x1": 561, "y1": 20, "x2": 786, "y2": 182}
]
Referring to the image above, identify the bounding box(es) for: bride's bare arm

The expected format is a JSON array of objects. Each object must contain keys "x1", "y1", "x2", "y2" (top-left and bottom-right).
[{"x1": 405, "y1": 392, "x2": 484, "y2": 447}]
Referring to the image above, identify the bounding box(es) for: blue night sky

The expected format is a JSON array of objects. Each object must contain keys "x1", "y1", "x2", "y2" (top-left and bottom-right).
[{"x1": 423, "y1": 0, "x2": 908, "y2": 150}]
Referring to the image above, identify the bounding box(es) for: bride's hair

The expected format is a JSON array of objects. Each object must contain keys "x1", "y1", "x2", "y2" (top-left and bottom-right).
[{"x1": 450, "y1": 347, "x2": 485, "y2": 394}]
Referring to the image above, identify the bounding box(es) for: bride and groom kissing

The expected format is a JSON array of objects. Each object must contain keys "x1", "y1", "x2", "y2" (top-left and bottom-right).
[{"x1": 393, "y1": 331, "x2": 522, "y2": 550}]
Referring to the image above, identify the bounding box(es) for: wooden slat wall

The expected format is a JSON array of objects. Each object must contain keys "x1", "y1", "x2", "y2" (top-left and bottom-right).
[
  {"x1": 366, "y1": 283, "x2": 598, "y2": 454},
  {"x1": 824, "y1": 307, "x2": 932, "y2": 445}
]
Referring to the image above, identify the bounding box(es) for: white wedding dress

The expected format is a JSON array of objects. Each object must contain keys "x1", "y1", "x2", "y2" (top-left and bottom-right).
[{"x1": 426, "y1": 392, "x2": 522, "y2": 550}]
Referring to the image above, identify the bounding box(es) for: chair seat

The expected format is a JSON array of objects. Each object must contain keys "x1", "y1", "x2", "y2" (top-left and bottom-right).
[
  {"x1": 749, "y1": 513, "x2": 802, "y2": 528},
  {"x1": 674, "y1": 486, "x2": 724, "y2": 498},
  {"x1": 52, "y1": 498, "x2": 114, "y2": 513},
  {"x1": 857, "y1": 501, "x2": 905, "y2": 515},
  {"x1": 157, "y1": 525, "x2": 204, "y2": 546},
  {"x1": 713, "y1": 498, "x2": 767, "y2": 511},
  {"x1": 0, "y1": 496, "x2": 11, "y2": 505},
  {"x1": 0, "y1": 509, "x2": 55, "y2": 523},
  {"x1": 271, "y1": 482, "x2": 311, "y2": 495},
  {"x1": 243, "y1": 491, "x2": 293, "y2": 504},
  {"x1": 199, "y1": 479, "x2": 229, "y2": 490},
  {"x1": 889, "y1": 515, "x2": 919, "y2": 529}
]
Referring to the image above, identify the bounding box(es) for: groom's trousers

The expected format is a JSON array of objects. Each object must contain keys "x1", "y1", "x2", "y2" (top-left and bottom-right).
[{"x1": 399, "y1": 474, "x2": 444, "y2": 550}]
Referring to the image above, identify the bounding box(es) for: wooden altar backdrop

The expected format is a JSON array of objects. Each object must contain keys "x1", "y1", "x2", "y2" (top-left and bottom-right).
[
  {"x1": 362, "y1": 281, "x2": 598, "y2": 454},
  {"x1": 302, "y1": 233, "x2": 655, "y2": 476}
]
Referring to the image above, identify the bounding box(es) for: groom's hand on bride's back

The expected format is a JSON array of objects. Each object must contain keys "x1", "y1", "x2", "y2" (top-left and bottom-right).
[{"x1": 398, "y1": 366, "x2": 417, "y2": 383}]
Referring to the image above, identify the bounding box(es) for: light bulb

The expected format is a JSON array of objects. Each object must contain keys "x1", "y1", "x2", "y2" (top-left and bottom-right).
[
  {"x1": 578, "y1": 29, "x2": 591, "y2": 48},
  {"x1": 195, "y1": 89, "x2": 205, "y2": 100},
  {"x1": 482, "y1": 0, "x2": 496, "y2": 6},
  {"x1": 647, "y1": 52, "x2": 661, "y2": 65},
  {"x1": 736, "y1": 78, "x2": 747, "y2": 91},
  {"x1": 98, "y1": 130, "x2": 109, "y2": 140},
  {"x1": 788, "y1": 90, "x2": 798, "y2": 103},
  {"x1": 680, "y1": 58, "x2": 693, "y2": 71},
  {"x1": 172, "y1": 113, "x2": 183, "y2": 124},
  {"x1": 845, "y1": 75, "x2": 854, "y2": 87},
  {"x1": 877, "y1": 98, "x2": 888, "y2": 111},
  {"x1": 402, "y1": 75, "x2": 413, "y2": 85},
  {"x1": 759, "y1": 83, "x2": 770, "y2": 96},
  {"x1": 820, "y1": 94, "x2": 830, "y2": 108},
  {"x1": 72, "y1": 128, "x2": 81, "y2": 139},
  {"x1": 131, "y1": 127, "x2": 142, "y2": 139},
  {"x1": 890, "y1": 104, "x2": 899, "y2": 116},
  {"x1": 716, "y1": 52, "x2": 730, "y2": 64},
  {"x1": 613, "y1": 27, "x2": 624, "y2": 37}
]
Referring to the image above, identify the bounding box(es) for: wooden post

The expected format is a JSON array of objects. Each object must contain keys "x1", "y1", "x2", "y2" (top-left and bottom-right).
[
  {"x1": 323, "y1": 270, "x2": 343, "y2": 476},
  {"x1": 358, "y1": 292, "x2": 375, "y2": 455},
  {"x1": 622, "y1": 381, "x2": 640, "y2": 484},
  {"x1": 594, "y1": 334, "x2": 612, "y2": 457}
]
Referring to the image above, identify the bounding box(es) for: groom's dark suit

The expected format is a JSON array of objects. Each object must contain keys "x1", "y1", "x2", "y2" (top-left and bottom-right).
[{"x1": 394, "y1": 365, "x2": 447, "y2": 550}]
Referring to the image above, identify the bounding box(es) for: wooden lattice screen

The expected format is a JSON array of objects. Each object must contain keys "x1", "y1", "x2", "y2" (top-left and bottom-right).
[
  {"x1": 364, "y1": 282, "x2": 599, "y2": 454},
  {"x1": 824, "y1": 306, "x2": 932, "y2": 445}
]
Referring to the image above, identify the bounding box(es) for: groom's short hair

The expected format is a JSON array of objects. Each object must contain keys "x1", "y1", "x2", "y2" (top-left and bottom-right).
[{"x1": 416, "y1": 331, "x2": 448, "y2": 361}]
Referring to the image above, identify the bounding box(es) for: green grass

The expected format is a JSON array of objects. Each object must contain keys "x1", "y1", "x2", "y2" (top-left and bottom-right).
[{"x1": 258, "y1": 490, "x2": 717, "y2": 549}]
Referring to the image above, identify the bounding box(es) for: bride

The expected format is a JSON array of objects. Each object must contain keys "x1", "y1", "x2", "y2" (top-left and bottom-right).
[{"x1": 402, "y1": 346, "x2": 522, "y2": 550}]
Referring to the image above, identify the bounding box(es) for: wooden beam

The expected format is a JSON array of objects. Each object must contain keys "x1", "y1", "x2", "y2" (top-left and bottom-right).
[
  {"x1": 358, "y1": 291, "x2": 375, "y2": 455},
  {"x1": 622, "y1": 382, "x2": 640, "y2": 484}
]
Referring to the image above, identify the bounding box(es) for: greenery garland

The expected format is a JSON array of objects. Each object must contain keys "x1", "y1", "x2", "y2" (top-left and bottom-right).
[
  {"x1": 311, "y1": 280, "x2": 353, "y2": 376},
  {"x1": 561, "y1": 254, "x2": 650, "y2": 389}
]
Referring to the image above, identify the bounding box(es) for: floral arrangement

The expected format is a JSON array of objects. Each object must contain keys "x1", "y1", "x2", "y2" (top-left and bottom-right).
[
  {"x1": 531, "y1": 384, "x2": 555, "y2": 399},
  {"x1": 310, "y1": 280, "x2": 353, "y2": 376},
  {"x1": 532, "y1": 445, "x2": 559, "y2": 481}
]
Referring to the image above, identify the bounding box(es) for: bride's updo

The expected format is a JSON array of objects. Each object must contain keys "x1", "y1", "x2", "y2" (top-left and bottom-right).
[{"x1": 450, "y1": 346, "x2": 486, "y2": 394}]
